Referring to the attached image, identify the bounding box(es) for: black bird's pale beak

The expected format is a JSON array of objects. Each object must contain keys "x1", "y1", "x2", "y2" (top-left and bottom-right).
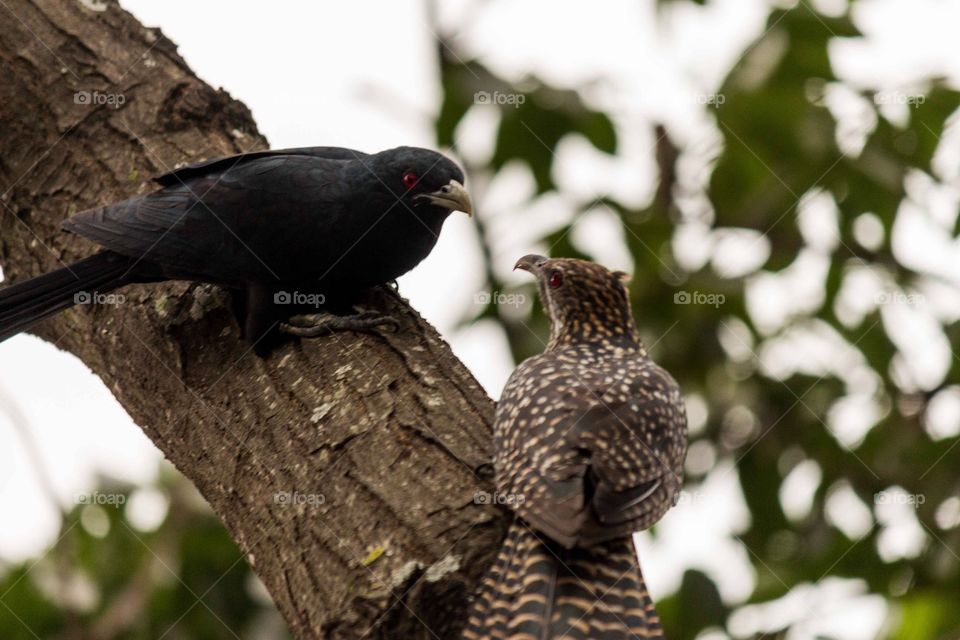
[
  {"x1": 514, "y1": 254, "x2": 549, "y2": 273},
  {"x1": 416, "y1": 180, "x2": 473, "y2": 216}
]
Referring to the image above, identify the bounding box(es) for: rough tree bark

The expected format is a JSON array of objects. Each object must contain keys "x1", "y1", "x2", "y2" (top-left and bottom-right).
[{"x1": 0, "y1": 1, "x2": 505, "y2": 638}]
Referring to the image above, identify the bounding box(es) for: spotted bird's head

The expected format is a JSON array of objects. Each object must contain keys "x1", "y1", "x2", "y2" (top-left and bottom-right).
[{"x1": 514, "y1": 255, "x2": 642, "y2": 352}]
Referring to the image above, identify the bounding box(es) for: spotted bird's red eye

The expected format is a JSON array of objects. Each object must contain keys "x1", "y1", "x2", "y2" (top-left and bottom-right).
[
  {"x1": 548, "y1": 270, "x2": 563, "y2": 289},
  {"x1": 402, "y1": 171, "x2": 419, "y2": 189}
]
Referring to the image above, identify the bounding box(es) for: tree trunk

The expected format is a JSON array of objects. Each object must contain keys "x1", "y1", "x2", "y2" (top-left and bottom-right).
[{"x1": 0, "y1": 1, "x2": 504, "y2": 638}]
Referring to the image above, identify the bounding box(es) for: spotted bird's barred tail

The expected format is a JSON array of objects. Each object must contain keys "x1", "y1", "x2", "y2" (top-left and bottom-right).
[{"x1": 462, "y1": 520, "x2": 663, "y2": 640}]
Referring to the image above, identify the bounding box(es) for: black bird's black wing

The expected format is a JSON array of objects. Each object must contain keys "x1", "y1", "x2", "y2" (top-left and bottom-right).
[
  {"x1": 64, "y1": 152, "x2": 358, "y2": 283},
  {"x1": 153, "y1": 146, "x2": 368, "y2": 186}
]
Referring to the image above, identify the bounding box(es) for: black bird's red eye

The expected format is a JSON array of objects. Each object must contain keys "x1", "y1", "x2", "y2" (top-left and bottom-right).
[
  {"x1": 402, "y1": 172, "x2": 419, "y2": 189},
  {"x1": 548, "y1": 270, "x2": 563, "y2": 289}
]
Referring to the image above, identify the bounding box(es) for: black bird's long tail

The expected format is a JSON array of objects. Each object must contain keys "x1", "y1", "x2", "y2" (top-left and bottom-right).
[
  {"x1": 462, "y1": 520, "x2": 663, "y2": 640},
  {"x1": 0, "y1": 251, "x2": 137, "y2": 342}
]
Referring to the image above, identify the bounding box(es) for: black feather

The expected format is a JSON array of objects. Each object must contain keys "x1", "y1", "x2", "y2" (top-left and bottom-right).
[{"x1": 0, "y1": 252, "x2": 136, "y2": 342}]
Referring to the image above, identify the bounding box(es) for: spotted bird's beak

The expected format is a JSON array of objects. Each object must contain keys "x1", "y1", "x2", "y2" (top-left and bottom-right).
[
  {"x1": 416, "y1": 180, "x2": 473, "y2": 216},
  {"x1": 514, "y1": 254, "x2": 549, "y2": 273}
]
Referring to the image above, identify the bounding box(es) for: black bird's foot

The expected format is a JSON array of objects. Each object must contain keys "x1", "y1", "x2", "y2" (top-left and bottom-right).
[
  {"x1": 279, "y1": 310, "x2": 400, "y2": 338},
  {"x1": 387, "y1": 279, "x2": 400, "y2": 292}
]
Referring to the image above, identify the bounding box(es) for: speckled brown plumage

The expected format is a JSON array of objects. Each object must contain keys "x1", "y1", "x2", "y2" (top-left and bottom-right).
[{"x1": 462, "y1": 256, "x2": 687, "y2": 640}]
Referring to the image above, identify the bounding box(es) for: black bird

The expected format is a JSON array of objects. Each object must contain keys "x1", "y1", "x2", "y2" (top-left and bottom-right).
[
  {"x1": 462, "y1": 256, "x2": 687, "y2": 640},
  {"x1": 0, "y1": 146, "x2": 472, "y2": 352}
]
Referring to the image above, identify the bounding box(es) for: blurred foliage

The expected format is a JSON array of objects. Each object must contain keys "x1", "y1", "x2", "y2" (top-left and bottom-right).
[
  {"x1": 439, "y1": 2, "x2": 960, "y2": 640},
  {"x1": 0, "y1": 471, "x2": 287, "y2": 640}
]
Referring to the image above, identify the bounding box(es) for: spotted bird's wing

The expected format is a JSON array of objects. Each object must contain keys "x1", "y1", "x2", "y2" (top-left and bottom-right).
[
  {"x1": 494, "y1": 357, "x2": 686, "y2": 547},
  {"x1": 577, "y1": 363, "x2": 687, "y2": 544}
]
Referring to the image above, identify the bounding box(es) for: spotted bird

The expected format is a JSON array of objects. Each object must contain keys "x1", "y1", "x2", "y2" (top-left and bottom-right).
[{"x1": 462, "y1": 255, "x2": 687, "y2": 640}]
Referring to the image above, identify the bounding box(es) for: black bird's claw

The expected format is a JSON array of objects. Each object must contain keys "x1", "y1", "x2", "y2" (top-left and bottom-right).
[
  {"x1": 279, "y1": 310, "x2": 400, "y2": 338},
  {"x1": 387, "y1": 279, "x2": 400, "y2": 292}
]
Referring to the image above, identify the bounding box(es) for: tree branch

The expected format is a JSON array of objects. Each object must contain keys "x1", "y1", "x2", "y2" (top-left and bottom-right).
[{"x1": 0, "y1": 1, "x2": 504, "y2": 637}]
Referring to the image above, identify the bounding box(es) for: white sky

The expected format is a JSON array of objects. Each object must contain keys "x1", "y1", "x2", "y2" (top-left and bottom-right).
[{"x1": 2, "y1": 1, "x2": 959, "y2": 638}]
